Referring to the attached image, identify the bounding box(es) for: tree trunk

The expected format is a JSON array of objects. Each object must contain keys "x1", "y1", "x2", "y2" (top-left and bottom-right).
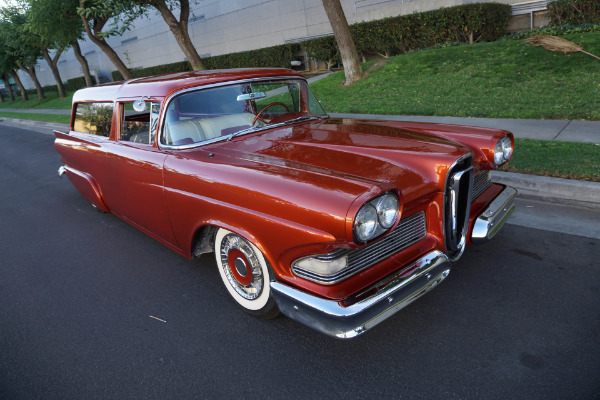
[
  {"x1": 152, "y1": 0, "x2": 205, "y2": 70},
  {"x1": 10, "y1": 70, "x2": 28, "y2": 102},
  {"x1": 71, "y1": 40, "x2": 94, "y2": 87},
  {"x1": 79, "y1": 2, "x2": 132, "y2": 80},
  {"x1": 42, "y1": 47, "x2": 67, "y2": 99},
  {"x1": 0, "y1": 89, "x2": 4, "y2": 103},
  {"x1": 3, "y1": 74, "x2": 15, "y2": 102},
  {"x1": 16, "y1": 63, "x2": 45, "y2": 101},
  {"x1": 322, "y1": 0, "x2": 362, "y2": 86}
]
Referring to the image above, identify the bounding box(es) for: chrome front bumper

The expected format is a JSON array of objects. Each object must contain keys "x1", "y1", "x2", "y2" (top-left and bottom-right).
[
  {"x1": 471, "y1": 185, "x2": 517, "y2": 244},
  {"x1": 271, "y1": 251, "x2": 452, "y2": 339}
]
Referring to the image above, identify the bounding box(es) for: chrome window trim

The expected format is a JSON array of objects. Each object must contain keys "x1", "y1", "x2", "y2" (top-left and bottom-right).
[
  {"x1": 72, "y1": 101, "x2": 115, "y2": 138},
  {"x1": 158, "y1": 76, "x2": 326, "y2": 150}
]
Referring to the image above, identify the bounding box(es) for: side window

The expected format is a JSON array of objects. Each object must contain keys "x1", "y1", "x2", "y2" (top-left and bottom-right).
[
  {"x1": 120, "y1": 101, "x2": 159, "y2": 145},
  {"x1": 73, "y1": 102, "x2": 113, "y2": 137}
]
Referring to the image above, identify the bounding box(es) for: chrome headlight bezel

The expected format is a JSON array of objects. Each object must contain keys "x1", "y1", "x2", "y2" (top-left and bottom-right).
[
  {"x1": 291, "y1": 250, "x2": 350, "y2": 284},
  {"x1": 353, "y1": 192, "x2": 400, "y2": 244},
  {"x1": 493, "y1": 135, "x2": 513, "y2": 166}
]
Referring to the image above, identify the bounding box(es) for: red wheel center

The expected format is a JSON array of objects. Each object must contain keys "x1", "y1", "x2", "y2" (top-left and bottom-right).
[{"x1": 228, "y1": 249, "x2": 253, "y2": 286}]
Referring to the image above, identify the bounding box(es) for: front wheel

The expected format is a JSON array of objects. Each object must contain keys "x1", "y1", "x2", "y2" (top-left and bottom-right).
[{"x1": 214, "y1": 228, "x2": 279, "y2": 319}]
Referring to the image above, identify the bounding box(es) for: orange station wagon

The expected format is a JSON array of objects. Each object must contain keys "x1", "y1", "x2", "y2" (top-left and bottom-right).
[{"x1": 55, "y1": 68, "x2": 516, "y2": 338}]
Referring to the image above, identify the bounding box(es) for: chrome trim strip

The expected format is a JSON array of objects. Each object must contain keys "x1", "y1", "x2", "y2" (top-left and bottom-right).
[
  {"x1": 271, "y1": 250, "x2": 451, "y2": 339},
  {"x1": 472, "y1": 170, "x2": 492, "y2": 200},
  {"x1": 471, "y1": 185, "x2": 517, "y2": 244},
  {"x1": 58, "y1": 165, "x2": 66, "y2": 178}
]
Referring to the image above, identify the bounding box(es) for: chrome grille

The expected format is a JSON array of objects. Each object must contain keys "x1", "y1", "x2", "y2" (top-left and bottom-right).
[
  {"x1": 472, "y1": 170, "x2": 492, "y2": 200},
  {"x1": 292, "y1": 212, "x2": 427, "y2": 284},
  {"x1": 444, "y1": 154, "x2": 474, "y2": 261},
  {"x1": 347, "y1": 211, "x2": 427, "y2": 272}
]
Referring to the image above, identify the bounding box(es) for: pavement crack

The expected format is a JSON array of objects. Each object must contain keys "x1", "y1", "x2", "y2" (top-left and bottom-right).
[{"x1": 553, "y1": 120, "x2": 572, "y2": 140}]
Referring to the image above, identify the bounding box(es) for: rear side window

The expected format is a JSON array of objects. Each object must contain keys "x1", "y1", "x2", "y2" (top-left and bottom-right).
[{"x1": 73, "y1": 102, "x2": 113, "y2": 137}]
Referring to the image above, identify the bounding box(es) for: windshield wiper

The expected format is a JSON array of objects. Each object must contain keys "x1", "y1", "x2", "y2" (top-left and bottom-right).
[
  {"x1": 227, "y1": 126, "x2": 261, "y2": 141},
  {"x1": 227, "y1": 115, "x2": 327, "y2": 141}
]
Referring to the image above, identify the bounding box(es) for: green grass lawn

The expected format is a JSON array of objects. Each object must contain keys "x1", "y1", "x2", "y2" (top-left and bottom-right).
[
  {"x1": 0, "y1": 111, "x2": 70, "y2": 124},
  {"x1": 310, "y1": 32, "x2": 600, "y2": 120},
  {"x1": 0, "y1": 91, "x2": 73, "y2": 110},
  {"x1": 501, "y1": 139, "x2": 600, "y2": 182}
]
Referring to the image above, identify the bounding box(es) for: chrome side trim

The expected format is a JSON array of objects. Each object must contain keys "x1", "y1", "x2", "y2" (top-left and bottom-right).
[
  {"x1": 58, "y1": 165, "x2": 66, "y2": 178},
  {"x1": 271, "y1": 250, "x2": 451, "y2": 339},
  {"x1": 471, "y1": 185, "x2": 517, "y2": 244}
]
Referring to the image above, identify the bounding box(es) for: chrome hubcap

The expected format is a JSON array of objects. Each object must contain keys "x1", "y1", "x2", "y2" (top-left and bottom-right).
[{"x1": 220, "y1": 234, "x2": 263, "y2": 300}]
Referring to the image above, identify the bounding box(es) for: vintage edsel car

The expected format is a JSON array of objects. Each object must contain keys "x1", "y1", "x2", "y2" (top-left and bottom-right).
[{"x1": 55, "y1": 68, "x2": 516, "y2": 338}]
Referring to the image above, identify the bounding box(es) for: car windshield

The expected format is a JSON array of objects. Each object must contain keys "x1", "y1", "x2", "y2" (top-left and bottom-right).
[{"x1": 162, "y1": 78, "x2": 327, "y2": 147}]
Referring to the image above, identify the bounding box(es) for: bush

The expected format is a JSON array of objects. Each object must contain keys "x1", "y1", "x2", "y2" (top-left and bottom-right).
[
  {"x1": 302, "y1": 36, "x2": 340, "y2": 69},
  {"x1": 64, "y1": 75, "x2": 97, "y2": 92},
  {"x1": 504, "y1": 23, "x2": 600, "y2": 40},
  {"x1": 111, "y1": 43, "x2": 301, "y2": 81},
  {"x1": 112, "y1": 60, "x2": 191, "y2": 81},
  {"x1": 548, "y1": 0, "x2": 600, "y2": 26},
  {"x1": 202, "y1": 43, "x2": 300, "y2": 70},
  {"x1": 301, "y1": 2, "x2": 510, "y2": 62}
]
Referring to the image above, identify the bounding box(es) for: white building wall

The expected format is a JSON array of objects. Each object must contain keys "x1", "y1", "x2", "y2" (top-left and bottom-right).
[{"x1": 19, "y1": 0, "x2": 519, "y2": 90}]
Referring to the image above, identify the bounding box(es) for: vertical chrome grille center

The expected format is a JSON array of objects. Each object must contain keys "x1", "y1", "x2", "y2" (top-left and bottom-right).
[{"x1": 444, "y1": 154, "x2": 474, "y2": 261}]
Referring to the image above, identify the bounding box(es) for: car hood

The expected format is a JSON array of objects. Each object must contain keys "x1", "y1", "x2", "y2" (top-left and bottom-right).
[
  {"x1": 164, "y1": 118, "x2": 473, "y2": 243},
  {"x1": 209, "y1": 118, "x2": 469, "y2": 204}
]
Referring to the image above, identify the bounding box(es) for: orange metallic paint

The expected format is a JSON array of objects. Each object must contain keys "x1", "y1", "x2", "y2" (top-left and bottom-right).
[{"x1": 54, "y1": 69, "x2": 514, "y2": 303}]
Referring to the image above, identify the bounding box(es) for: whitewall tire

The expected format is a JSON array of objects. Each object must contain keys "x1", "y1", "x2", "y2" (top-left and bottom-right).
[{"x1": 214, "y1": 228, "x2": 279, "y2": 318}]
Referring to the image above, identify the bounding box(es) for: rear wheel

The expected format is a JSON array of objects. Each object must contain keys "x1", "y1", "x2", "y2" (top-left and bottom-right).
[{"x1": 214, "y1": 228, "x2": 279, "y2": 319}]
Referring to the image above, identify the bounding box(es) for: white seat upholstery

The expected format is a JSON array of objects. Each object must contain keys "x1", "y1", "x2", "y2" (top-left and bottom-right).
[
  {"x1": 165, "y1": 113, "x2": 255, "y2": 145},
  {"x1": 196, "y1": 113, "x2": 254, "y2": 138},
  {"x1": 166, "y1": 119, "x2": 207, "y2": 144}
]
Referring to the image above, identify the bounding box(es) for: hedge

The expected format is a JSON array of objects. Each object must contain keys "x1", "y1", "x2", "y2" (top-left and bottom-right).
[
  {"x1": 109, "y1": 3, "x2": 510, "y2": 80},
  {"x1": 64, "y1": 75, "x2": 97, "y2": 92},
  {"x1": 112, "y1": 43, "x2": 301, "y2": 81},
  {"x1": 112, "y1": 60, "x2": 191, "y2": 81},
  {"x1": 346, "y1": 2, "x2": 510, "y2": 58},
  {"x1": 547, "y1": 0, "x2": 600, "y2": 26},
  {"x1": 23, "y1": 75, "x2": 96, "y2": 96},
  {"x1": 504, "y1": 23, "x2": 600, "y2": 40}
]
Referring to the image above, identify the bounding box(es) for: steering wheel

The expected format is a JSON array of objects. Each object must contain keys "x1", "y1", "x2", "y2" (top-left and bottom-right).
[{"x1": 252, "y1": 102, "x2": 290, "y2": 125}]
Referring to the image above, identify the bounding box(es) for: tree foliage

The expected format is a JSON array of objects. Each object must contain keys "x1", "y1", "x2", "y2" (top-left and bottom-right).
[{"x1": 26, "y1": 0, "x2": 84, "y2": 48}]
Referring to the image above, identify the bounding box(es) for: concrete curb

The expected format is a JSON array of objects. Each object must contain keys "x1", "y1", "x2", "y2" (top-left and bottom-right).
[
  {"x1": 1, "y1": 116, "x2": 598, "y2": 210},
  {"x1": 493, "y1": 171, "x2": 600, "y2": 210},
  {"x1": 0, "y1": 117, "x2": 69, "y2": 135}
]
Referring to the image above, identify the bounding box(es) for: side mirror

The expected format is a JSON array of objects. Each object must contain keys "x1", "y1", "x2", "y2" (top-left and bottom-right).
[{"x1": 133, "y1": 98, "x2": 147, "y2": 112}]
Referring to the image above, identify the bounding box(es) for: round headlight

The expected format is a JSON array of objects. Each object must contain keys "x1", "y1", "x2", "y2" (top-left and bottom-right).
[
  {"x1": 375, "y1": 193, "x2": 399, "y2": 229},
  {"x1": 501, "y1": 136, "x2": 513, "y2": 161},
  {"x1": 494, "y1": 135, "x2": 512, "y2": 166},
  {"x1": 493, "y1": 141, "x2": 505, "y2": 165},
  {"x1": 354, "y1": 204, "x2": 378, "y2": 242}
]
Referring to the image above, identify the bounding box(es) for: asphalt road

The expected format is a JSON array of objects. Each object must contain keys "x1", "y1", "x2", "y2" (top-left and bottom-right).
[{"x1": 1, "y1": 126, "x2": 599, "y2": 400}]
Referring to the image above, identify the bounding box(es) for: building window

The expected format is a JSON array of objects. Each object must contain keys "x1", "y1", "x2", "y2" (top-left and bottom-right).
[
  {"x1": 121, "y1": 36, "x2": 138, "y2": 45},
  {"x1": 190, "y1": 14, "x2": 205, "y2": 23}
]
